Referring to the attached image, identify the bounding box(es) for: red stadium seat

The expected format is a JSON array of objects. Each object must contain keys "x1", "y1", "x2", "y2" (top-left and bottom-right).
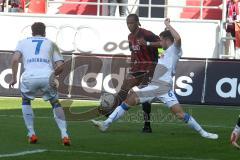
[
  {"x1": 180, "y1": 0, "x2": 222, "y2": 20},
  {"x1": 58, "y1": 0, "x2": 98, "y2": 15},
  {"x1": 28, "y1": 0, "x2": 46, "y2": 14}
]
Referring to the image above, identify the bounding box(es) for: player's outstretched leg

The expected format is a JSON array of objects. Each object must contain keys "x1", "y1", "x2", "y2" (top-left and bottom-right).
[
  {"x1": 92, "y1": 102, "x2": 129, "y2": 132},
  {"x1": 92, "y1": 91, "x2": 138, "y2": 132},
  {"x1": 50, "y1": 98, "x2": 70, "y2": 146},
  {"x1": 102, "y1": 77, "x2": 141, "y2": 116},
  {"x1": 171, "y1": 104, "x2": 218, "y2": 140},
  {"x1": 183, "y1": 112, "x2": 218, "y2": 139},
  {"x1": 142, "y1": 102, "x2": 152, "y2": 133},
  {"x1": 230, "y1": 115, "x2": 240, "y2": 149},
  {"x1": 22, "y1": 98, "x2": 38, "y2": 144}
]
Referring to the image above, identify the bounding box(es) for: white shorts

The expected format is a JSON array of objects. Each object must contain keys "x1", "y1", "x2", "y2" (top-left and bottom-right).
[
  {"x1": 20, "y1": 73, "x2": 57, "y2": 101},
  {"x1": 135, "y1": 84, "x2": 179, "y2": 108}
]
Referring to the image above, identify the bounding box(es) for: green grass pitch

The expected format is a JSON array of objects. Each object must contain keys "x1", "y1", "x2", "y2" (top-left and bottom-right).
[{"x1": 0, "y1": 97, "x2": 239, "y2": 160}]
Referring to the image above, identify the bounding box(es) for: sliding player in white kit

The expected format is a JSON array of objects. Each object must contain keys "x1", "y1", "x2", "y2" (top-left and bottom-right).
[
  {"x1": 9, "y1": 22, "x2": 70, "y2": 146},
  {"x1": 92, "y1": 18, "x2": 219, "y2": 140},
  {"x1": 230, "y1": 115, "x2": 240, "y2": 149}
]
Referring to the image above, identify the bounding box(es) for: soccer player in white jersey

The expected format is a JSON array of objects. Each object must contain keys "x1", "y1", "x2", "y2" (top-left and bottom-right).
[
  {"x1": 9, "y1": 22, "x2": 70, "y2": 146},
  {"x1": 92, "y1": 18, "x2": 219, "y2": 140}
]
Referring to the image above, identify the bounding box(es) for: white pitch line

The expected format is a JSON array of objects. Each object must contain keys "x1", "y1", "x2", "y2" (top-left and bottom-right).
[
  {"x1": 0, "y1": 149, "x2": 219, "y2": 160},
  {"x1": 0, "y1": 114, "x2": 50, "y2": 119},
  {"x1": 117, "y1": 120, "x2": 233, "y2": 129},
  {"x1": 216, "y1": 107, "x2": 240, "y2": 111},
  {"x1": 0, "y1": 114, "x2": 233, "y2": 129},
  {"x1": 50, "y1": 149, "x2": 218, "y2": 160},
  {"x1": 0, "y1": 149, "x2": 47, "y2": 158}
]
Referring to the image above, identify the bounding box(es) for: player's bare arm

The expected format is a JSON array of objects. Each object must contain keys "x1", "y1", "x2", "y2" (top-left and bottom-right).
[
  {"x1": 9, "y1": 52, "x2": 21, "y2": 88},
  {"x1": 164, "y1": 18, "x2": 181, "y2": 47}
]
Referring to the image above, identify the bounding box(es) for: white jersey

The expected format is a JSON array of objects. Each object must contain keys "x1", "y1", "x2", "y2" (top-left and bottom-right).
[
  {"x1": 151, "y1": 43, "x2": 182, "y2": 86},
  {"x1": 15, "y1": 36, "x2": 63, "y2": 78}
]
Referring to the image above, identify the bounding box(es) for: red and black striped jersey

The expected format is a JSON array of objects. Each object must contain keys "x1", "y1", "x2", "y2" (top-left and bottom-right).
[{"x1": 128, "y1": 28, "x2": 159, "y2": 74}]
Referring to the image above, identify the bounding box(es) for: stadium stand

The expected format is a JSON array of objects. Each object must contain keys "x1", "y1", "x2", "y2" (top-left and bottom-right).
[
  {"x1": 180, "y1": 0, "x2": 222, "y2": 20},
  {"x1": 28, "y1": 0, "x2": 46, "y2": 13},
  {"x1": 1, "y1": 0, "x2": 240, "y2": 59},
  {"x1": 2, "y1": 0, "x2": 224, "y2": 20},
  {"x1": 58, "y1": 0, "x2": 98, "y2": 15}
]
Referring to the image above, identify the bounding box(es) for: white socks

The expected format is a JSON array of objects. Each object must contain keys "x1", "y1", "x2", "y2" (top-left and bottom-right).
[
  {"x1": 184, "y1": 113, "x2": 206, "y2": 135},
  {"x1": 22, "y1": 105, "x2": 35, "y2": 136},
  {"x1": 53, "y1": 107, "x2": 68, "y2": 138},
  {"x1": 186, "y1": 115, "x2": 219, "y2": 139},
  {"x1": 104, "y1": 103, "x2": 128, "y2": 126},
  {"x1": 22, "y1": 101, "x2": 69, "y2": 139},
  {"x1": 187, "y1": 116, "x2": 204, "y2": 134}
]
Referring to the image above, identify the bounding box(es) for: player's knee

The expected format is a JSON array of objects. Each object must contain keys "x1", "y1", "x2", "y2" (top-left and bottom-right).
[
  {"x1": 22, "y1": 98, "x2": 31, "y2": 105},
  {"x1": 125, "y1": 91, "x2": 138, "y2": 106},
  {"x1": 49, "y1": 98, "x2": 61, "y2": 109},
  {"x1": 170, "y1": 104, "x2": 185, "y2": 120},
  {"x1": 175, "y1": 112, "x2": 186, "y2": 120}
]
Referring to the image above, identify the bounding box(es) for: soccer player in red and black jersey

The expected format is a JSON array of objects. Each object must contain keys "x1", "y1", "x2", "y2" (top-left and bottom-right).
[{"x1": 110, "y1": 14, "x2": 160, "y2": 133}]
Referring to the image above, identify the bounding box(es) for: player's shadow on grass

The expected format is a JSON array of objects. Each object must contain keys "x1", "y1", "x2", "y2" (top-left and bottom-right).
[{"x1": 60, "y1": 99, "x2": 104, "y2": 121}]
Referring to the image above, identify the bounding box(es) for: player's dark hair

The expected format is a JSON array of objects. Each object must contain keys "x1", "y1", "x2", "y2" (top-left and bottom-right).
[
  {"x1": 127, "y1": 14, "x2": 141, "y2": 26},
  {"x1": 159, "y1": 30, "x2": 174, "y2": 42},
  {"x1": 31, "y1": 22, "x2": 46, "y2": 37}
]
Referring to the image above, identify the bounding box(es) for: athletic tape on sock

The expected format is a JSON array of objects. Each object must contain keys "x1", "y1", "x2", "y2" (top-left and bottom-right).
[
  {"x1": 183, "y1": 113, "x2": 190, "y2": 123},
  {"x1": 121, "y1": 103, "x2": 129, "y2": 111}
]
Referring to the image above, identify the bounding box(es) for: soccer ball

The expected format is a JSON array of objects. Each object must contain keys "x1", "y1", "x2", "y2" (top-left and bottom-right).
[
  {"x1": 99, "y1": 92, "x2": 115, "y2": 115},
  {"x1": 100, "y1": 92, "x2": 115, "y2": 108}
]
